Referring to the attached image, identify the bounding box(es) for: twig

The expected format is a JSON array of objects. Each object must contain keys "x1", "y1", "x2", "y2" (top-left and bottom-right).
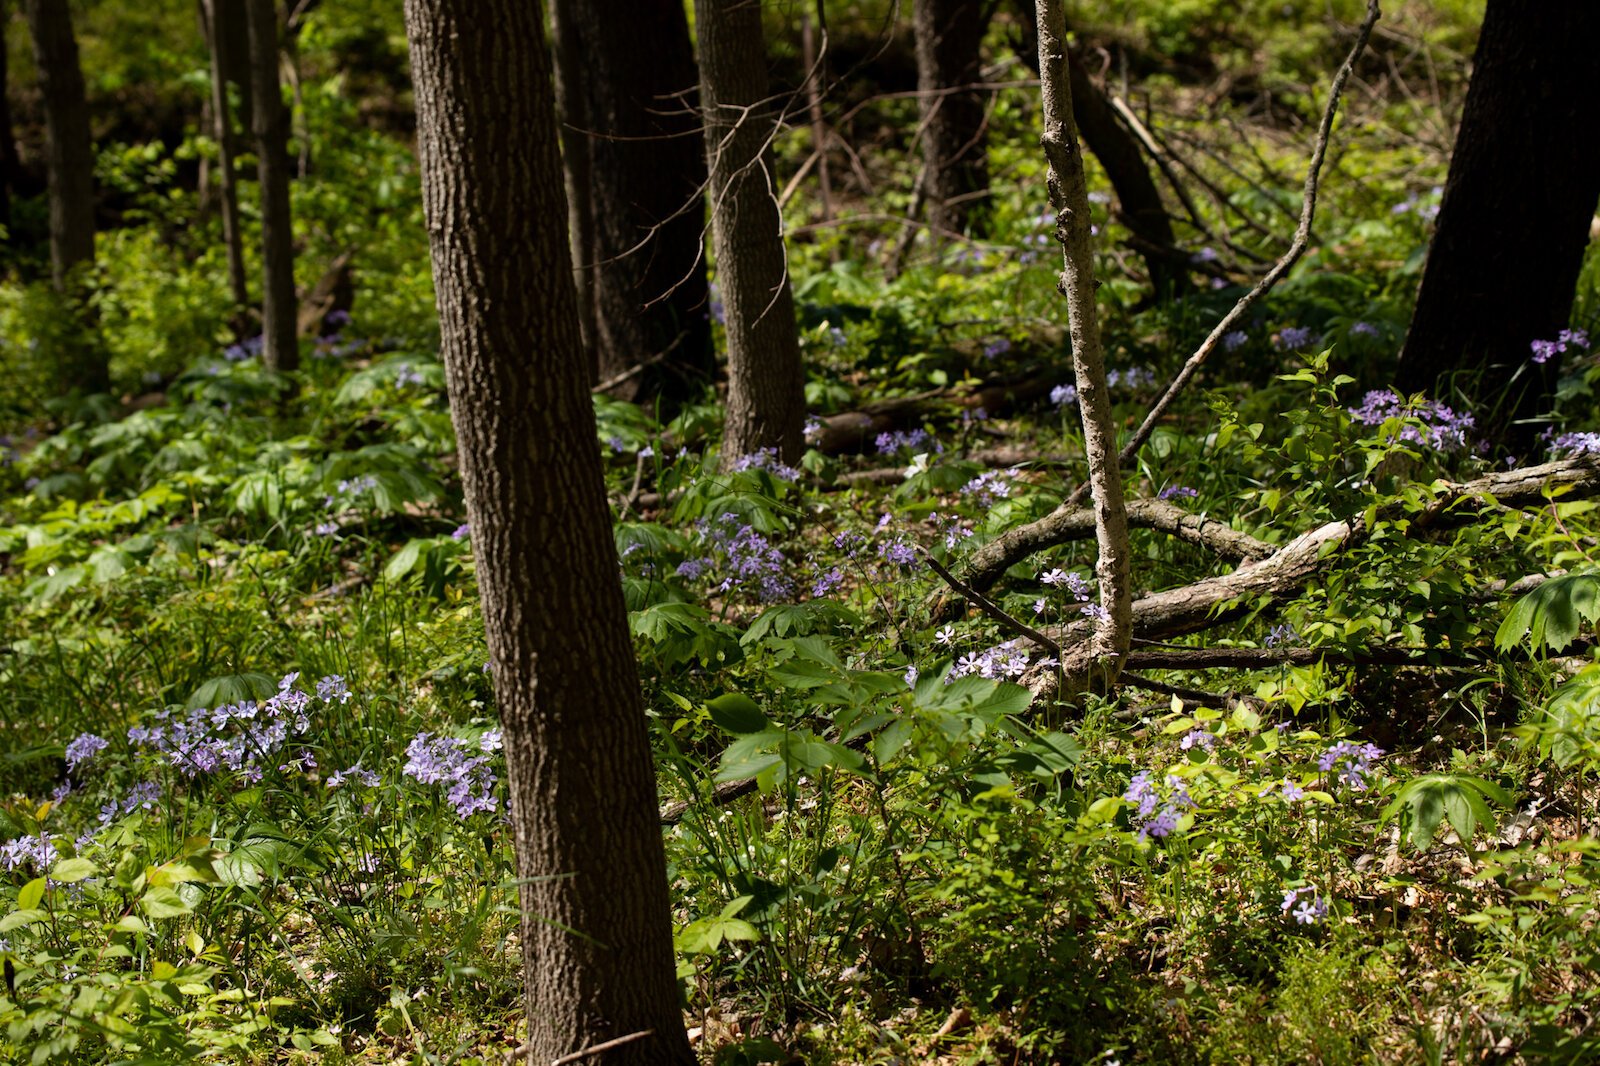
[
  {"x1": 1120, "y1": 671, "x2": 1257, "y2": 708},
  {"x1": 1060, "y1": 0, "x2": 1382, "y2": 510},
  {"x1": 919, "y1": 547, "x2": 1061, "y2": 655}
]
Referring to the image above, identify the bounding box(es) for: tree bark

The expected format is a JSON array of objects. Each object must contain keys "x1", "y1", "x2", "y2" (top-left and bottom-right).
[
  {"x1": 245, "y1": 0, "x2": 297, "y2": 372},
  {"x1": 24, "y1": 0, "x2": 94, "y2": 287},
  {"x1": 550, "y1": 0, "x2": 713, "y2": 408},
  {"x1": 24, "y1": 0, "x2": 107, "y2": 394},
  {"x1": 1396, "y1": 0, "x2": 1600, "y2": 443},
  {"x1": 695, "y1": 0, "x2": 806, "y2": 466},
  {"x1": 914, "y1": 0, "x2": 989, "y2": 237},
  {"x1": 202, "y1": 0, "x2": 250, "y2": 316},
  {"x1": 1010, "y1": 2, "x2": 1187, "y2": 298},
  {"x1": 1035, "y1": 0, "x2": 1132, "y2": 682},
  {"x1": 403, "y1": 1, "x2": 693, "y2": 1062},
  {"x1": 0, "y1": 0, "x2": 17, "y2": 235}
]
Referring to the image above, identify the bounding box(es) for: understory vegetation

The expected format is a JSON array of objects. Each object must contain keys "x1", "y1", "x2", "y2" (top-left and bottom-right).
[{"x1": 3, "y1": 0, "x2": 1600, "y2": 1062}]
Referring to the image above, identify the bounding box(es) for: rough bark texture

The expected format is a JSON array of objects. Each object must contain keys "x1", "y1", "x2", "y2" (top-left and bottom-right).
[
  {"x1": 1397, "y1": 0, "x2": 1600, "y2": 441},
  {"x1": 1035, "y1": 0, "x2": 1132, "y2": 678},
  {"x1": 203, "y1": 0, "x2": 250, "y2": 314},
  {"x1": 914, "y1": 0, "x2": 989, "y2": 236},
  {"x1": 695, "y1": 0, "x2": 805, "y2": 466},
  {"x1": 1010, "y1": 1, "x2": 1187, "y2": 299},
  {"x1": 550, "y1": 0, "x2": 713, "y2": 406},
  {"x1": 0, "y1": 0, "x2": 16, "y2": 233},
  {"x1": 24, "y1": 0, "x2": 95, "y2": 288},
  {"x1": 246, "y1": 0, "x2": 297, "y2": 372},
  {"x1": 25, "y1": 0, "x2": 107, "y2": 394},
  {"x1": 403, "y1": 1, "x2": 693, "y2": 1062}
]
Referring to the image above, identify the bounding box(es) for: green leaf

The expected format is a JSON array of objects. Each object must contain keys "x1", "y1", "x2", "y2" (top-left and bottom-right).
[
  {"x1": 16, "y1": 877, "x2": 46, "y2": 912},
  {"x1": 141, "y1": 885, "x2": 196, "y2": 919},
  {"x1": 49, "y1": 857, "x2": 97, "y2": 883},
  {"x1": 1496, "y1": 569, "x2": 1600, "y2": 655},
  {"x1": 706, "y1": 693, "x2": 768, "y2": 735},
  {"x1": 0, "y1": 909, "x2": 46, "y2": 932},
  {"x1": 873, "y1": 717, "x2": 915, "y2": 766}
]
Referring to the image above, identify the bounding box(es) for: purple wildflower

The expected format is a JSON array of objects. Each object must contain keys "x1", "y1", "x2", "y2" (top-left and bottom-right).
[
  {"x1": 1223, "y1": 330, "x2": 1249, "y2": 351},
  {"x1": 1050, "y1": 383, "x2": 1079, "y2": 408},
  {"x1": 983, "y1": 338, "x2": 1013, "y2": 359},
  {"x1": 1276, "y1": 326, "x2": 1315, "y2": 351},
  {"x1": 64, "y1": 732, "x2": 109, "y2": 771},
  {"x1": 1158, "y1": 485, "x2": 1198, "y2": 501}
]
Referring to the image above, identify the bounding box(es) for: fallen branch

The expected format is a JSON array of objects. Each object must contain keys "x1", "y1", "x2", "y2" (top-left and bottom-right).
[{"x1": 920, "y1": 547, "x2": 1061, "y2": 654}]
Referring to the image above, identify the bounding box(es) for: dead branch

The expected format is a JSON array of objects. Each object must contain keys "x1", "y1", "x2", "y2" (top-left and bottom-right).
[{"x1": 1057, "y1": 0, "x2": 1382, "y2": 511}]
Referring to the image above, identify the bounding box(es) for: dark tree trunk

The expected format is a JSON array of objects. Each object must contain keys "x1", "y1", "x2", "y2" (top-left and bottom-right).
[
  {"x1": 695, "y1": 0, "x2": 806, "y2": 466},
  {"x1": 403, "y1": 1, "x2": 694, "y2": 1063},
  {"x1": 914, "y1": 0, "x2": 990, "y2": 236},
  {"x1": 203, "y1": 0, "x2": 251, "y2": 316},
  {"x1": 0, "y1": 0, "x2": 17, "y2": 235},
  {"x1": 1012, "y1": 1, "x2": 1188, "y2": 299},
  {"x1": 24, "y1": 0, "x2": 95, "y2": 287},
  {"x1": 24, "y1": 0, "x2": 107, "y2": 394},
  {"x1": 1397, "y1": 0, "x2": 1600, "y2": 442},
  {"x1": 550, "y1": 0, "x2": 713, "y2": 407},
  {"x1": 246, "y1": 0, "x2": 297, "y2": 372}
]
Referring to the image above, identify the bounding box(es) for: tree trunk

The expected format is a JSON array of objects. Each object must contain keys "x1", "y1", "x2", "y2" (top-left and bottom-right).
[
  {"x1": 914, "y1": 0, "x2": 989, "y2": 236},
  {"x1": 1035, "y1": 0, "x2": 1132, "y2": 683},
  {"x1": 1011, "y1": 1, "x2": 1188, "y2": 299},
  {"x1": 1397, "y1": 0, "x2": 1600, "y2": 443},
  {"x1": 403, "y1": 1, "x2": 694, "y2": 1063},
  {"x1": 202, "y1": 0, "x2": 251, "y2": 316},
  {"x1": 24, "y1": 0, "x2": 107, "y2": 394},
  {"x1": 245, "y1": 0, "x2": 297, "y2": 372},
  {"x1": 549, "y1": 0, "x2": 713, "y2": 408},
  {"x1": 695, "y1": 0, "x2": 806, "y2": 466},
  {"x1": 0, "y1": 0, "x2": 17, "y2": 235}
]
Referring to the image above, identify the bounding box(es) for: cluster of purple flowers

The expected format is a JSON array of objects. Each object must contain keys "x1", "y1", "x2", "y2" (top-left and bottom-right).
[
  {"x1": 828, "y1": 327, "x2": 848, "y2": 347},
  {"x1": 1179, "y1": 729, "x2": 1217, "y2": 752},
  {"x1": 875, "y1": 429, "x2": 941, "y2": 456},
  {"x1": 327, "y1": 763, "x2": 380, "y2": 789},
  {"x1": 97, "y1": 782, "x2": 161, "y2": 827},
  {"x1": 222, "y1": 335, "x2": 265, "y2": 362},
  {"x1": 126, "y1": 672, "x2": 337, "y2": 781},
  {"x1": 983, "y1": 338, "x2": 1013, "y2": 359},
  {"x1": 1317, "y1": 740, "x2": 1384, "y2": 791},
  {"x1": 811, "y1": 565, "x2": 844, "y2": 597},
  {"x1": 1275, "y1": 326, "x2": 1315, "y2": 351},
  {"x1": 394, "y1": 363, "x2": 426, "y2": 388},
  {"x1": 877, "y1": 538, "x2": 920, "y2": 569},
  {"x1": 1391, "y1": 187, "x2": 1441, "y2": 221},
  {"x1": 451, "y1": 523, "x2": 471, "y2": 541},
  {"x1": 1264, "y1": 623, "x2": 1300, "y2": 648},
  {"x1": 961, "y1": 469, "x2": 1014, "y2": 508},
  {"x1": 1123, "y1": 771, "x2": 1195, "y2": 843},
  {"x1": 1041, "y1": 567, "x2": 1092, "y2": 602},
  {"x1": 1107, "y1": 367, "x2": 1156, "y2": 390},
  {"x1": 64, "y1": 732, "x2": 110, "y2": 772},
  {"x1": 1347, "y1": 389, "x2": 1475, "y2": 453},
  {"x1": 1548, "y1": 431, "x2": 1600, "y2": 456},
  {"x1": 1191, "y1": 247, "x2": 1220, "y2": 264},
  {"x1": 1349, "y1": 321, "x2": 1380, "y2": 339},
  {"x1": 949, "y1": 639, "x2": 1043, "y2": 681},
  {"x1": 1050, "y1": 383, "x2": 1079, "y2": 408},
  {"x1": 402, "y1": 732, "x2": 499, "y2": 818},
  {"x1": 1223, "y1": 330, "x2": 1249, "y2": 352},
  {"x1": 1281, "y1": 885, "x2": 1328, "y2": 924},
  {"x1": 1530, "y1": 328, "x2": 1590, "y2": 364},
  {"x1": 0, "y1": 834, "x2": 56, "y2": 873},
  {"x1": 678, "y1": 513, "x2": 793, "y2": 602},
  {"x1": 729, "y1": 448, "x2": 803, "y2": 482},
  {"x1": 1158, "y1": 485, "x2": 1198, "y2": 502}
]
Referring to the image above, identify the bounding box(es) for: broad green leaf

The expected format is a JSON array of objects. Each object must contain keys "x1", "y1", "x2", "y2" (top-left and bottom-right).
[
  {"x1": 706, "y1": 693, "x2": 768, "y2": 735},
  {"x1": 49, "y1": 857, "x2": 97, "y2": 883},
  {"x1": 17, "y1": 877, "x2": 46, "y2": 911}
]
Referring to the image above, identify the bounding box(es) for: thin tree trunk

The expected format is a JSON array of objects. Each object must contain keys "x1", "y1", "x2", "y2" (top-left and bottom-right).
[
  {"x1": 202, "y1": 0, "x2": 251, "y2": 316},
  {"x1": 245, "y1": 0, "x2": 297, "y2": 372},
  {"x1": 549, "y1": 0, "x2": 714, "y2": 407},
  {"x1": 914, "y1": 0, "x2": 990, "y2": 236},
  {"x1": 800, "y1": 12, "x2": 833, "y2": 224},
  {"x1": 695, "y1": 0, "x2": 806, "y2": 466},
  {"x1": 1011, "y1": 1, "x2": 1188, "y2": 300},
  {"x1": 1397, "y1": 0, "x2": 1600, "y2": 444},
  {"x1": 1035, "y1": 0, "x2": 1131, "y2": 681},
  {"x1": 403, "y1": 1, "x2": 694, "y2": 1062},
  {"x1": 24, "y1": 0, "x2": 107, "y2": 394},
  {"x1": 0, "y1": 0, "x2": 17, "y2": 235}
]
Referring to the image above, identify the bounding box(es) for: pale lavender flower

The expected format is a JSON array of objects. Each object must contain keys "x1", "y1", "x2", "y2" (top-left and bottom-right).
[
  {"x1": 451, "y1": 523, "x2": 471, "y2": 541},
  {"x1": 1081, "y1": 602, "x2": 1110, "y2": 622},
  {"x1": 1158, "y1": 485, "x2": 1198, "y2": 501},
  {"x1": 64, "y1": 733, "x2": 109, "y2": 771},
  {"x1": 1223, "y1": 330, "x2": 1249, "y2": 352},
  {"x1": 1350, "y1": 321, "x2": 1380, "y2": 338},
  {"x1": 1050, "y1": 383, "x2": 1078, "y2": 408},
  {"x1": 0, "y1": 835, "x2": 56, "y2": 872},
  {"x1": 327, "y1": 763, "x2": 380, "y2": 789},
  {"x1": 935, "y1": 626, "x2": 956, "y2": 644},
  {"x1": 983, "y1": 338, "x2": 1013, "y2": 359},
  {"x1": 1276, "y1": 326, "x2": 1314, "y2": 350}
]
